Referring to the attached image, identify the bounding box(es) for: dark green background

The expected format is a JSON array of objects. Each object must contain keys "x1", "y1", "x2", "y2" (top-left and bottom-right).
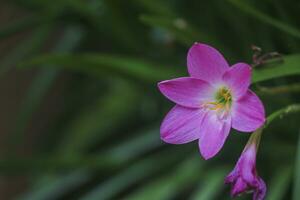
[{"x1": 0, "y1": 0, "x2": 300, "y2": 199}]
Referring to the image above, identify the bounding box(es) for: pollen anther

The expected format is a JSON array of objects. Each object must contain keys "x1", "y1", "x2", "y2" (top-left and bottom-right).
[{"x1": 202, "y1": 87, "x2": 232, "y2": 118}]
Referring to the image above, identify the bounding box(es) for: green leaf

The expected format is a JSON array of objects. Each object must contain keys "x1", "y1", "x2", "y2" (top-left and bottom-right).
[
  {"x1": 19, "y1": 53, "x2": 300, "y2": 84},
  {"x1": 0, "y1": 24, "x2": 54, "y2": 152},
  {"x1": 267, "y1": 166, "x2": 292, "y2": 200},
  {"x1": 139, "y1": 14, "x2": 234, "y2": 57},
  {"x1": 140, "y1": 15, "x2": 213, "y2": 46},
  {"x1": 252, "y1": 54, "x2": 300, "y2": 83},
  {"x1": 19, "y1": 54, "x2": 180, "y2": 82},
  {"x1": 56, "y1": 79, "x2": 139, "y2": 156},
  {"x1": 134, "y1": 0, "x2": 175, "y2": 17},
  {"x1": 256, "y1": 83, "x2": 300, "y2": 95},
  {"x1": 0, "y1": 16, "x2": 38, "y2": 39},
  {"x1": 293, "y1": 133, "x2": 300, "y2": 200},
  {"x1": 8, "y1": 25, "x2": 85, "y2": 154},
  {"x1": 9, "y1": 69, "x2": 57, "y2": 151},
  {"x1": 15, "y1": 127, "x2": 178, "y2": 200},
  {"x1": 80, "y1": 148, "x2": 188, "y2": 200},
  {"x1": 227, "y1": 0, "x2": 300, "y2": 39},
  {"x1": 190, "y1": 168, "x2": 228, "y2": 200},
  {"x1": 125, "y1": 155, "x2": 202, "y2": 200},
  {"x1": 0, "y1": 24, "x2": 51, "y2": 75},
  {"x1": 1, "y1": 127, "x2": 162, "y2": 173},
  {"x1": 18, "y1": 171, "x2": 90, "y2": 200},
  {"x1": 100, "y1": 0, "x2": 147, "y2": 50},
  {"x1": 103, "y1": 127, "x2": 162, "y2": 163}
]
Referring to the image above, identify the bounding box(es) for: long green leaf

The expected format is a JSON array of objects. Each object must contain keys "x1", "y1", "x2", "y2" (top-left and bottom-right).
[
  {"x1": 80, "y1": 148, "x2": 188, "y2": 200},
  {"x1": 103, "y1": 127, "x2": 162, "y2": 163},
  {"x1": 134, "y1": 0, "x2": 175, "y2": 17},
  {"x1": 2, "y1": 127, "x2": 162, "y2": 174},
  {"x1": 56, "y1": 79, "x2": 139, "y2": 156},
  {"x1": 227, "y1": 0, "x2": 300, "y2": 39},
  {"x1": 19, "y1": 53, "x2": 300, "y2": 84},
  {"x1": 8, "y1": 26, "x2": 84, "y2": 155},
  {"x1": 18, "y1": 170, "x2": 91, "y2": 200},
  {"x1": 16, "y1": 128, "x2": 171, "y2": 200},
  {"x1": 0, "y1": 16, "x2": 38, "y2": 39},
  {"x1": 19, "y1": 54, "x2": 180, "y2": 82},
  {"x1": 252, "y1": 54, "x2": 300, "y2": 83},
  {"x1": 190, "y1": 168, "x2": 228, "y2": 200},
  {"x1": 257, "y1": 83, "x2": 300, "y2": 95},
  {"x1": 0, "y1": 24, "x2": 51, "y2": 75},
  {"x1": 140, "y1": 15, "x2": 213, "y2": 46},
  {"x1": 125, "y1": 155, "x2": 202, "y2": 200},
  {"x1": 293, "y1": 133, "x2": 300, "y2": 200},
  {"x1": 267, "y1": 166, "x2": 292, "y2": 200}
]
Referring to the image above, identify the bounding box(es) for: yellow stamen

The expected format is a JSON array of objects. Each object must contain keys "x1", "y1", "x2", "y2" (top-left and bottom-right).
[{"x1": 202, "y1": 86, "x2": 232, "y2": 119}]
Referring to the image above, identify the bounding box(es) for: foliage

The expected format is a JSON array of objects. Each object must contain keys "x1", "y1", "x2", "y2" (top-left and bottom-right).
[{"x1": 0, "y1": 0, "x2": 300, "y2": 199}]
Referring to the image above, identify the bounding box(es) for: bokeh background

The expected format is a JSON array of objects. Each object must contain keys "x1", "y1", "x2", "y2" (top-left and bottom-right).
[{"x1": 0, "y1": 0, "x2": 300, "y2": 199}]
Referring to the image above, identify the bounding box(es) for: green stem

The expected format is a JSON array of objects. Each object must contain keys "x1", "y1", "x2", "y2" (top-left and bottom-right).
[
  {"x1": 248, "y1": 104, "x2": 300, "y2": 149},
  {"x1": 265, "y1": 104, "x2": 300, "y2": 127},
  {"x1": 247, "y1": 127, "x2": 263, "y2": 150}
]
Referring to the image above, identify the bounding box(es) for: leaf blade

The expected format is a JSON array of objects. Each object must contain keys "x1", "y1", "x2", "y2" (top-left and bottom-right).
[{"x1": 227, "y1": 0, "x2": 300, "y2": 39}]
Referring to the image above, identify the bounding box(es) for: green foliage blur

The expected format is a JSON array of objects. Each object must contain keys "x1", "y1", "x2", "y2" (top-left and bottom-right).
[{"x1": 0, "y1": 0, "x2": 300, "y2": 199}]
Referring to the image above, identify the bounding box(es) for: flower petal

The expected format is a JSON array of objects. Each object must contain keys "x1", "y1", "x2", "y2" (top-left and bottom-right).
[
  {"x1": 198, "y1": 111, "x2": 231, "y2": 159},
  {"x1": 160, "y1": 105, "x2": 205, "y2": 144},
  {"x1": 158, "y1": 77, "x2": 214, "y2": 108},
  {"x1": 231, "y1": 90, "x2": 265, "y2": 132},
  {"x1": 224, "y1": 170, "x2": 238, "y2": 184},
  {"x1": 253, "y1": 177, "x2": 267, "y2": 200},
  {"x1": 240, "y1": 145, "x2": 257, "y2": 183},
  {"x1": 223, "y1": 63, "x2": 251, "y2": 98},
  {"x1": 187, "y1": 43, "x2": 229, "y2": 84},
  {"x1": 231, "y1": 178, "x2": 248, "y2": 197}
]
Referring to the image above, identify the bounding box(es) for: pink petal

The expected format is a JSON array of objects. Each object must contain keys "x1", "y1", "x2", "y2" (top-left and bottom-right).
[
  {"x1": 160, "y1": 105, "x2": 205, "y2": 144},
  {"x1": 253, "y1": 177, "x2": 267, "y2": 200},
  {"x1": 187, "y1": 43, "x2": 229, "y2": 84},
  {"x1": 224, "y1": 170, "x2": 238, "y2": 184},
  {"x1": 240, "y1": 144, "x2": 257, "y2": 183},
  {"x1": 198, "y1": 111, "x2": 231, "y2": 159},
  {"x1": 158, "y1": 77, "x2": 214, "y2": 108},
  {"x1": 223, "y1": 63, "x2": 251, "y2": 98},
  {"x1": 231, "y1": 178, "x2": 248, "y2": 197},
  {"x1": 231, "y1": 90, "x2": 265, "y2": 132}
]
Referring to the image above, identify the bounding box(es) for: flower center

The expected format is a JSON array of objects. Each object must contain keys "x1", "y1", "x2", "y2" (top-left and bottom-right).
[
  {"x1": 215, "y1": 87, "x2": 232, "y2": 107},
  {"x1": 203, "y1": 87, "x2": 232, "y2": 118}
]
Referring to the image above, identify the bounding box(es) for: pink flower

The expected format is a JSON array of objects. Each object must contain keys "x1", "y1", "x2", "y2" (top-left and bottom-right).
[
  {"x1": 158, "y1": 43, "x2": 265, "y2": 159},
  {"x1": 225, "y1": 136, "x2": 266, "y2": 200}
]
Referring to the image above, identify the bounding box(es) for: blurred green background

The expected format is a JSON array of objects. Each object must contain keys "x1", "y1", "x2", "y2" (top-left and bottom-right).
[{"x1": 0, "y1": 0, "x2": 300, "y2": 199}]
